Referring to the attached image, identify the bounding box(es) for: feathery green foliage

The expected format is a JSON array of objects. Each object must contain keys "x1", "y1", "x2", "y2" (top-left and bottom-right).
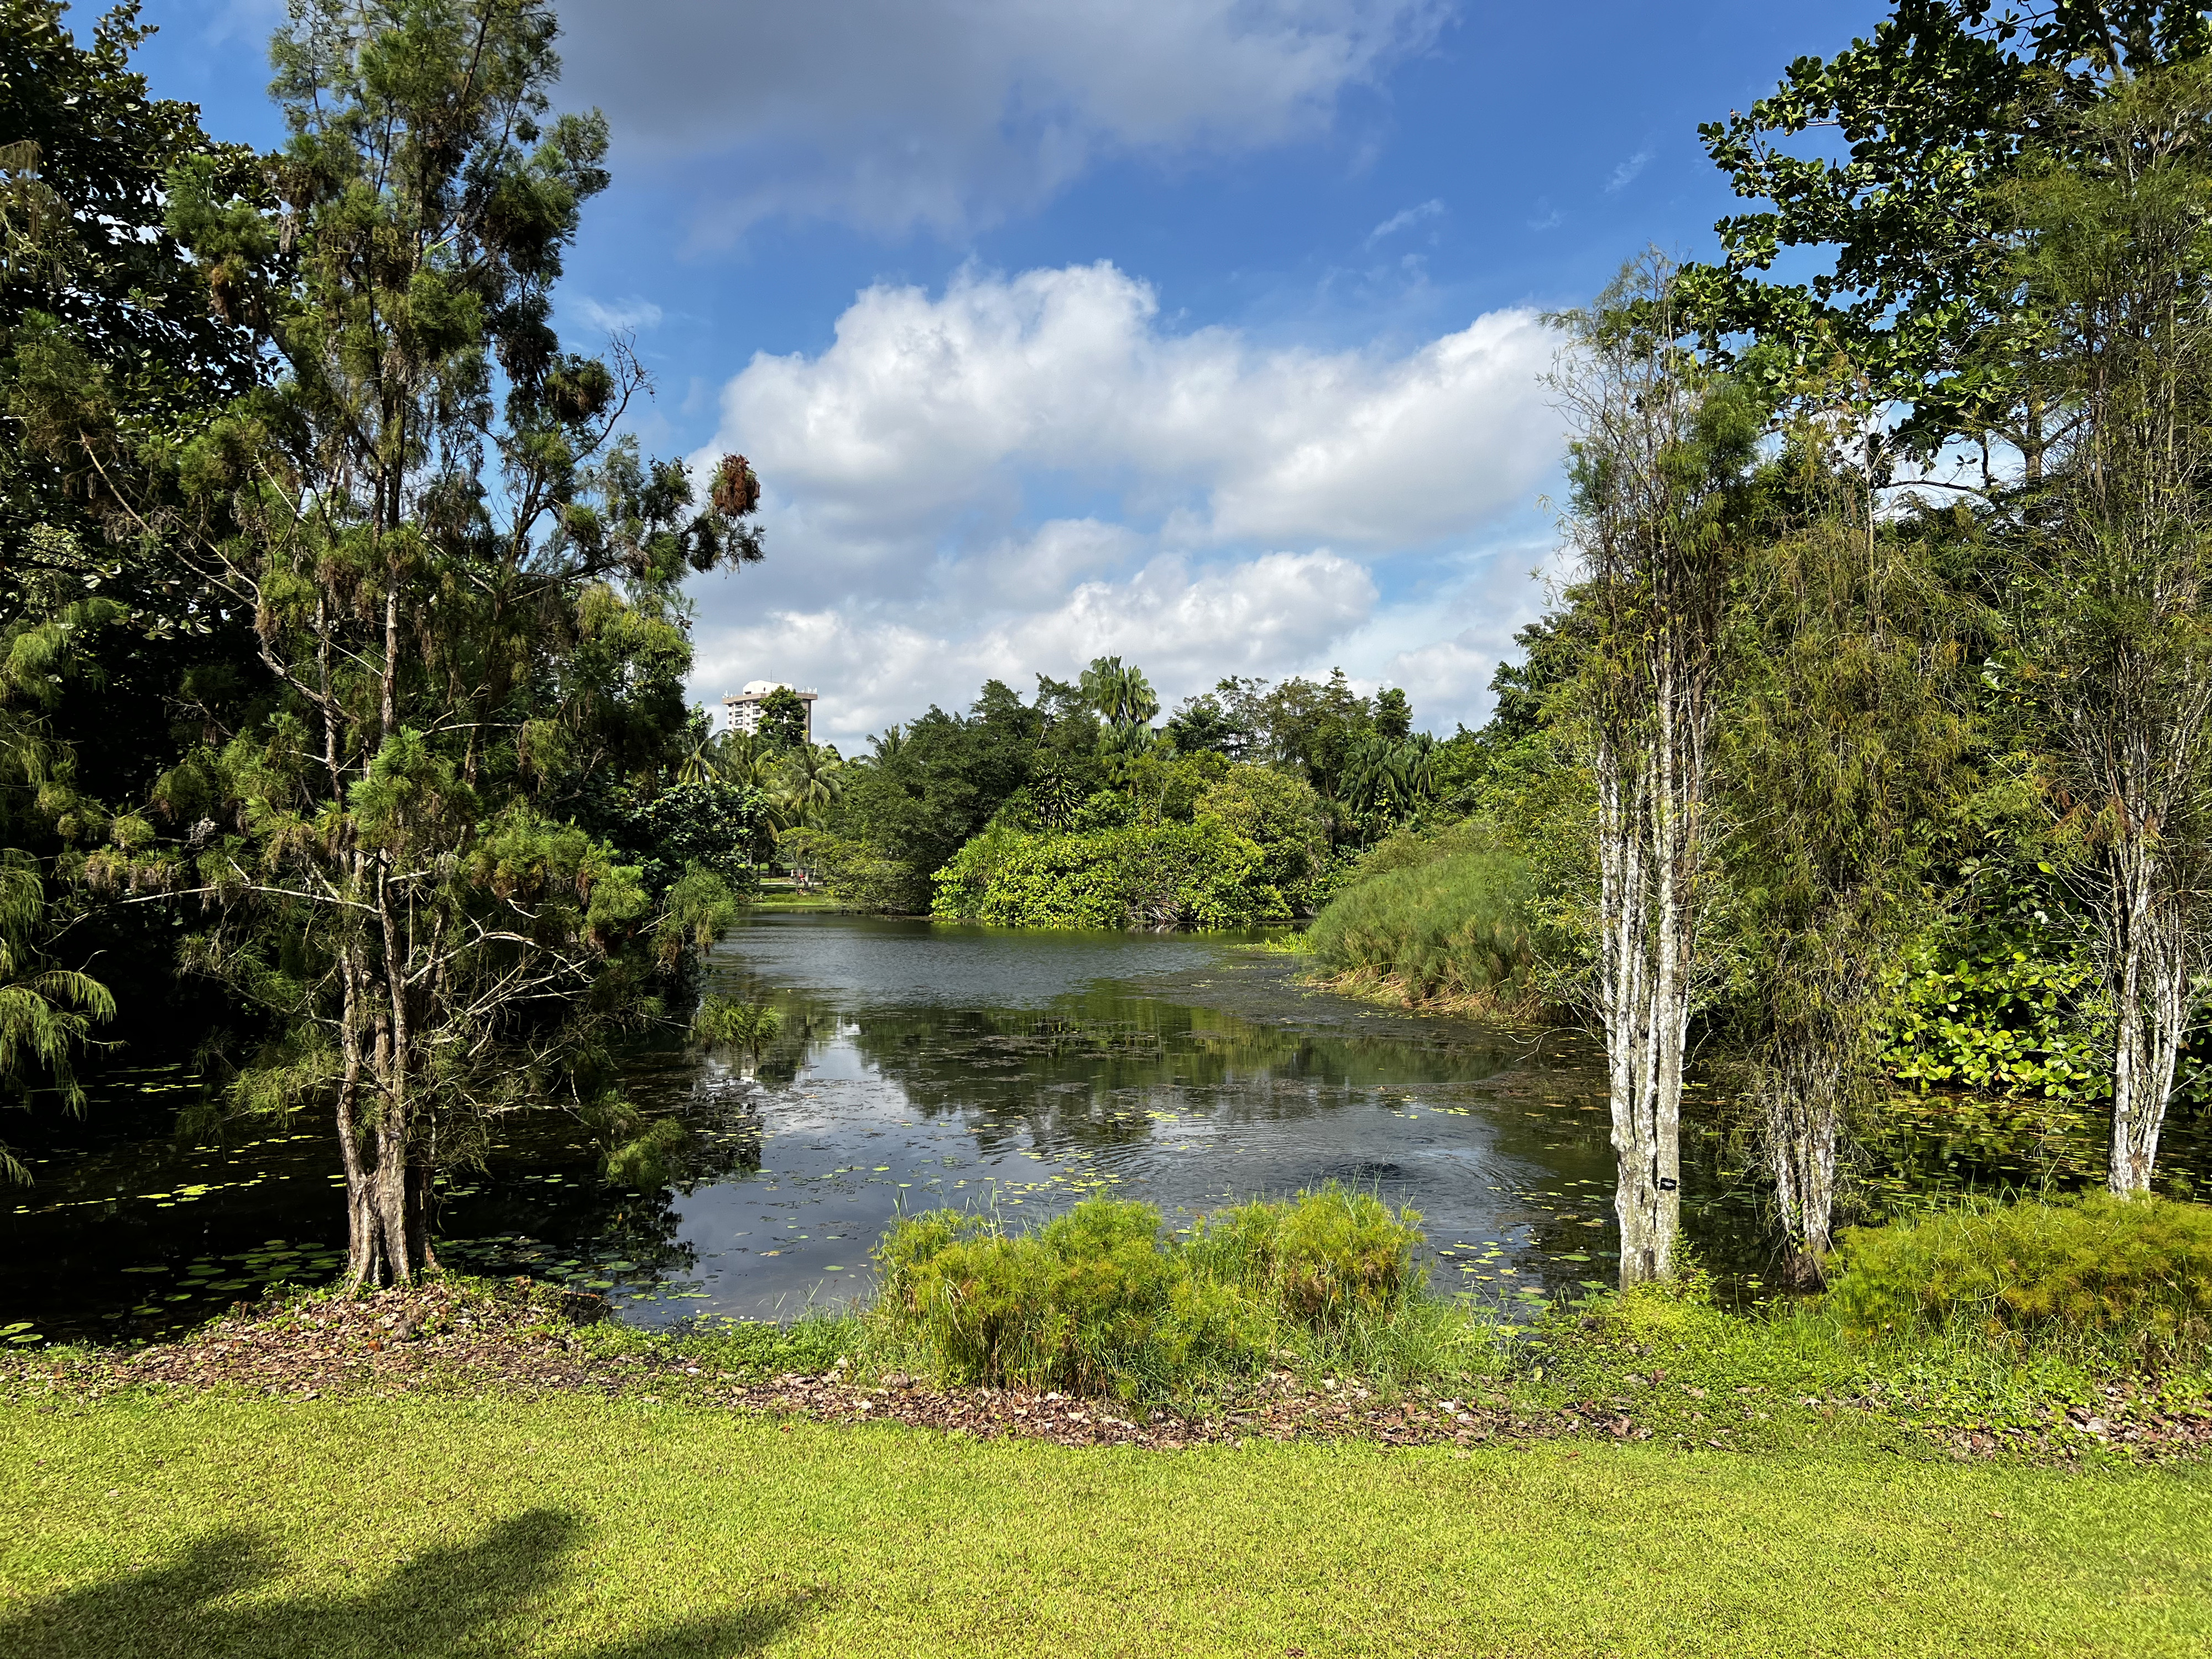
[
  {"x1": 1827, "y1": 1192, "x2": 2212, "y2": 1365},
  {"x1": 0, "y1": 846, "x2": 111, "y2": 1178},
  {"x1": 872, "y1": 1187, "x2": 1426, "y2": 1396},
  {"x1": 1306, "y1": 846, "x2": 1537, "y2": 1010}
]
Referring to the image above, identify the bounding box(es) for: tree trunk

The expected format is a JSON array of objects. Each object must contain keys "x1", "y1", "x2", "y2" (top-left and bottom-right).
[
  {"x1": 1595, "y1": 731, "x2": 1690, "y2": 1289},
  {"x1": 336, "y1": 920, "x2": 436, "y2": 1287},
  {"x1": 2105, "y1": 830, "x2": 2186, "y2": 1193},
  {"x1": 1763, "y1": 1073, "x2": 1839, "y2": 1287}
]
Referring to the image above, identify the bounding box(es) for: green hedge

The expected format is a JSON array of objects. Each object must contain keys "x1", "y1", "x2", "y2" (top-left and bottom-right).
[{"x1": 930, "y1": 818, "x2": 1289, "y2": 930}]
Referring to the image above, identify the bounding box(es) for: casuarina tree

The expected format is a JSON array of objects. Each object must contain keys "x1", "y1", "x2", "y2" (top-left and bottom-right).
[
  {"x1": 72, "y1": 0, "x2": 765, "y2": 1285},
  {"x1": 1722, "y1": 417, "x2": 1969, "y2": 1283},
  {"x1": 2010, "y1": 63, "x2": 2212, "y2": 1192},
  {"x1": 1555, "y1": 254, "x2": 1759, "y2": 1287}
]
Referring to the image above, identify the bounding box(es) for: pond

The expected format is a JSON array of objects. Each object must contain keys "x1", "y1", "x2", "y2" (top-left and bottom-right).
[{"x1": 4, "y1": 912, "x2": 2205, "y2": 1347}]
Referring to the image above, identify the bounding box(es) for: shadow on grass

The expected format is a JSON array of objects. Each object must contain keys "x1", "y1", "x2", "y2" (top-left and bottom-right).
[{"x1": 0, "y1": 1509, "x2": 810, "y2": 1658}]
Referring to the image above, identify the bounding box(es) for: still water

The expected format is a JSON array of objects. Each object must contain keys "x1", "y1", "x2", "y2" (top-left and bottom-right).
[{"x1": 4, "y1": 913, "x2": 2200, "y2": 1345}]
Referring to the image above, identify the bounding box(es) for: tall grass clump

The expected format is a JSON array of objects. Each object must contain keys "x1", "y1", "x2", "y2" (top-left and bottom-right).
[
  {"x1": 1185, "y1": 1184, "x2": 1421, "y2": 1324},
  {"x1": 872, "y1": 1186, "x2": 1442, "y2": 1397},
  {"x1": 1825, "y1": 1193, "x2": 2212, "y2": 1368},
  {"x1": 1306, "y1": 848, "x2": 1538, "y2": 1013}
]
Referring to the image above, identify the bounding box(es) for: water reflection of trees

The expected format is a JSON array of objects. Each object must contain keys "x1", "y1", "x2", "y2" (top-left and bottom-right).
[
  {"x1": 714, "y1": 982, "x2": 1556, "y2": 1162},
  {"x1": 440, "y1": 1042, "x2": 770, "y2": 1295}
]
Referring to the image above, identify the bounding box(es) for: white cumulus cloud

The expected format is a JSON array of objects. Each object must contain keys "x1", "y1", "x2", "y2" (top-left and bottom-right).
[{"x1": 684, "y1": 263, "x2": 1564, "y2": 748}]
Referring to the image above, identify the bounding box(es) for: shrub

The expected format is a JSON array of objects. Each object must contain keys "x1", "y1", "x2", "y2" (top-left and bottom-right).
[
  {"x1": 1876, "y1": 940, "x2": 2106, "y2": 1100},
  {"x1": 1826, "y1": 1193, "x2": 2212, "y2": 1365},
  {"x1": 876, "y1": 1199, "x2": 1265, "y2": 1394},
  {"x1": 778, "y1": 827, "x2": 927, "y2": 912},
  {"x1": 930, "y1": 820, "x2": 1289, "y2": 931},
  {"x1": 1194, "y1": 768, "x2": 1328, "y2": 902},
  {"x1": 1306, "y1": 847, "x2": 1537, "y2": 1009},
  {"x1": 873, "y1": 1187, "x2": 1427, "y2": 1395},
  {"x1": 1187, "y1": 1184, "x2": 1422, "y2": 1326}
]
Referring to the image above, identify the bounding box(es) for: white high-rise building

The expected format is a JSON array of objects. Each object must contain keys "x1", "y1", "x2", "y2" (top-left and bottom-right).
[{"x1": 723, "y1": 680, "x2": 818, "y2": 741}]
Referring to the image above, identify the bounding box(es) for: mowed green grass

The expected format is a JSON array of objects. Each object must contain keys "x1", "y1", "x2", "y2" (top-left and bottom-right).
[{"x1": 3, "y1": 1395, "x2": 2206, "y2": 1657}]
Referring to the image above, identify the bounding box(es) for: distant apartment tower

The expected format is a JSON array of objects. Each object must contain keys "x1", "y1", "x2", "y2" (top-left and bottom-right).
[{"x1": 723, "y1": 680, "x2": 818, "y2": 742}]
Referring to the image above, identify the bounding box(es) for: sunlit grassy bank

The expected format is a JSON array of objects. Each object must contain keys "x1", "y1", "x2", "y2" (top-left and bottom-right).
[
  {"x1": 4, "y1": 1392, "x2": 2208, "y2": 1659},
  {"x1": 1301, "y1": 840, "x2": 1548, "y2": 1016},
  {"x1": 6, "y1": 1193, "x2": 2208, "y2": 1656}
]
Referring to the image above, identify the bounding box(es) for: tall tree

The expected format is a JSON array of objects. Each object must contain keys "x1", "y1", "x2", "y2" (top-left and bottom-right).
[
  {"x1": 1, "y1": 0, "x2": 267, "y2": 1112},
  {"x1": 1079, "y1": 655, "x2": 1159, "y2": 753},
  {"x1": 1687, "y1": 1, "x2": 2212, "y2": 487},
  {"x1": 79, "y1": 0, "x2": 764, "y2": 1284},
  {"x1": 756, "y1": 685, "x2": 810, "y2": 750},
  {"x1": 2011, "y1": 62, "x2": 2212, "y2": 1191},
  {"x1": 1723, "y1": 425, "x2": 1970, "y2": 1282},
  {"x1": 1555, "y1": 255, "x2": 1758, "y2": 1287}
]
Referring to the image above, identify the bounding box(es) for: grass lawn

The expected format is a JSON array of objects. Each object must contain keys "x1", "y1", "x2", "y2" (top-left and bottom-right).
[{"x1": 4, "y1": 1393, "x2": 2207, "y2": 1657}]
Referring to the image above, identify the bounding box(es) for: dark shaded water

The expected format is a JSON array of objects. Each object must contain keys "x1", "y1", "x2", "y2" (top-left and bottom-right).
[{"x1": 4, "y1": 913, "x2": 2205, "y2": 1347}]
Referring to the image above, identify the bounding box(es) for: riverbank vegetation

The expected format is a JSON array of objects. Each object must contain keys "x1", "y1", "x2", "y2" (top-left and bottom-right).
[
  {"x1": 3, "y1": 0, "x2": 2212, "y2": 1441},
  {"x1": 754, "y1": 4, "x2": 2212, "y2": 1287}
]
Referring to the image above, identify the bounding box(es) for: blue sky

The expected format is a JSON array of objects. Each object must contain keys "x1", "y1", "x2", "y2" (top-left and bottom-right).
[{"x1": 133, "y1": 0, "x2": 1885, "y2": 749}]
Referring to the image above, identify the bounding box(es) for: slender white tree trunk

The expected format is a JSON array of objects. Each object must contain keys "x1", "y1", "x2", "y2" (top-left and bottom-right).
[
  {"x1": 1762, "y1": 1053, "x2": 1841, "y2": 1285},
  {"x1": 1594, "y1": 721, "x2": 1692, "y2": 1288},
  {"x1": 2105, "y1": 830, "x2": 2188, "y2": 1192}
]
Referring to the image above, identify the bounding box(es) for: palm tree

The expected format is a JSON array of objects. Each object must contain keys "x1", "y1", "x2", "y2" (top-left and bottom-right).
[
  {"x1": 713, "y1": 731, "x2": 779, "y2": 791},
  {"x1": 773, "y1": 744, "x2": 846, "y2": 828},
  {"x1": 1079, "y1": 656, "x2": 1159, "y2": 732},
  {"x1": 676, "y1": 730, "x2": 718, "y2": 784}
]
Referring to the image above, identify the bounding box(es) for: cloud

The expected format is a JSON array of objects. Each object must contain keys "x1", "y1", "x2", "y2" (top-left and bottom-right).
[
  {"x1": 1605, "y1": 147, "x2": 1652, "y2": 192},
  {"x1": 708, "y1": 262, "x2": 1557, "y2": 556},
  {"x1": 554, "y1": 0, "x2": 1452, "y2": 236},
  {"x1": 568, "y1": 294, "x2": 665, "y2": 335},
  {"x1": 1366, "y1": 197, "x2": 1444, "y2": 246},
  {"x1": 685, "y1": 263, "x2": 1564, "y2": 748}
]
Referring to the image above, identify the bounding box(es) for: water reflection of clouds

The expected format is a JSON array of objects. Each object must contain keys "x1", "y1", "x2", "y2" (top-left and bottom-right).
[{"x1": 624, "y1": 916, "x2": 1636, "y2": 1324}]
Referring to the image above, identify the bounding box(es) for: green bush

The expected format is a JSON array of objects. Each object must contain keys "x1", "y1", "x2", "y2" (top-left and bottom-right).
[
  {"x1": 1826, "y1": 1193, "x2": 2212, "y2": 1365},
  {"x1": 930, "y1": 818, "x2": 1289, "y2": 930},
  {"x1": 778, "y1": 827, "x2": 927, "y2": 912},
  {"x1": 1194, "y1": 768, "x2": 1328, "y2": 904},
  {"x1": 1306, "y1": 847, "x2": 1536, "y2": 1008},
  {"x1": 1186, "y1": 1185, "x2": 1422, "y2": 1326},
  {"x1": 873, "y1": 1187, "x2": 1427, "y2": 1395},
  {"x1": 876, "y1": 1199, "x2": 1265, "y2": 1394},
  {"x1": 1877, "y1": 941, "x2": 2107, "y2": 1100}
]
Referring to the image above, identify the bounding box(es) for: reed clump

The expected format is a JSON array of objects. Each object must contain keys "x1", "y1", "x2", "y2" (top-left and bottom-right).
[
  {"x1": 1305, "y1": 848, "x2": 1541, "y2": 1015},
  {"x1": 1825, "y1": 1192, "x2": 2212, "y2": 1368}
]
